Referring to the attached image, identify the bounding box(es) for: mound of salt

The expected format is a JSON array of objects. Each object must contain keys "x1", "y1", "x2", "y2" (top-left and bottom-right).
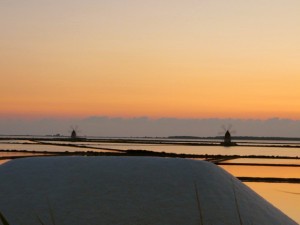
[{"x1": 0, "y1": 157, "x2": 297, "y2": 225}]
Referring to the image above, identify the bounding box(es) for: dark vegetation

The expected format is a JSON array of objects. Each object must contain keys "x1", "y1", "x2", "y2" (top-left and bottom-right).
[
  {"x1": 169, "y1": 136, "x2": 300, "y2": 141},
  {"x1": 1, "y1": 148, "x2": 299, "y2": 161}
]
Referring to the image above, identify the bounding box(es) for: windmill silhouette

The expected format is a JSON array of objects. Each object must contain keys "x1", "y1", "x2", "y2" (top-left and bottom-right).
[
  {"x1": 69, "y1": 125, "x2": 80, "y2": 140},
  {"x1": 218, "y1": 125, "x2": 236, "y2": 146}
]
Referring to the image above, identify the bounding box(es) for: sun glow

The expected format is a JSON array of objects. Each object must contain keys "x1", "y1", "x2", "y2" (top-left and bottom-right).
[{"x1": 1, "y1": 0, "x2": 300, "y2": 119}]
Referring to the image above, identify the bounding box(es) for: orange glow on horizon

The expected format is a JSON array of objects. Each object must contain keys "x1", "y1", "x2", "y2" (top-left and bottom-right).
[{"x1": 1, "y1": 0, "x2": 300, "y2": 120}]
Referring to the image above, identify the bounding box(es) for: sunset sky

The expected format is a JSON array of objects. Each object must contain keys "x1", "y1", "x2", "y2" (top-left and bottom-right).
[{"x1": 1, "y1": 0, "x2": 300, "y2": 120}]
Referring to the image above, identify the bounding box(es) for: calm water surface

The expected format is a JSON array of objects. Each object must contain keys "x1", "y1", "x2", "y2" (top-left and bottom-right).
[
  {"x1": 245, "y1": 182, "x2": 300, "y2": 224},
  {"x1": 220, "y1": 165, "x2": 300, "y2": 179},
  {"x1": 0, "y1": 143, "x2": 115, "y2": 153},
  {"x1": 220, "y1": 165, "x2": 300, "y2": 223},
  {"x1": 224, "y1": 158, "x2": 300, "y2": 165},
  {"x1": 75, "y1": 143, "x2": 300, "y2": 157},
  {"x1": 1, "y1": 140, "x2": 300, "y2": 156}
]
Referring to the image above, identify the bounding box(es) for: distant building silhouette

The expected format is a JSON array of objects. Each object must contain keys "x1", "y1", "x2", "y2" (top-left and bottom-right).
[
  {"x1": 224, "y1": 130, "x2": 231, "y2": 146},
  {"x1": 221, "y1": 130, "x2": 236, "y2": 146},
  {"x1": 71, "y1": 130, "x2": 77, "y2": 139}
]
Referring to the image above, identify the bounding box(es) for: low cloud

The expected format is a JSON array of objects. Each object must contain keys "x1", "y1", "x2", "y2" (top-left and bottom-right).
[{"x1": 0, "y1": 117, "x2": 300, "y2": 137}]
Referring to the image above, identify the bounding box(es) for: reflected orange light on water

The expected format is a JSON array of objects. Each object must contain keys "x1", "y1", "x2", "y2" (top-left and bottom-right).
[
  {"x1": 0, "y1": 160, "x2": 10, "y2": 165},
  {"x1": 221, "y1": 165, "x2": 300, "y2": 223},
  {"x1": 245, "y1": 183, "x2": 300, "y2": 224},
  {"x1": 220, "y1": 165, "x2": 300, "y2": 178}
]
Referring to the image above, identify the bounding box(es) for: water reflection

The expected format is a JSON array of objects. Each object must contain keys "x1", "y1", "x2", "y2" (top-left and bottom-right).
[
  {"x1": 0, "y1": 140, "x2": 36, "y2": 144},
  {"x1": 1, "y1": 142, "x2": 300, "y2": 157},
  {"x1": 245, "y1": 183, "x2": 300, "y2": 224},
  {"x1": 0, "y1": 159, "x2": 10, "y2": 165},
  {"x1": 220, "y1": 165, "x2": 300, "y2": 178},
  {"x1": 0, "y1": 143, "x2": 115, "y2": 153},
  {"x1": 88, "y1": 144, "x2": 300, "y2": 157},
  {"x1": 0, "y1": 152, "x2": 54, "y2": 157},
  {"x1": 224, "y1": 158, "x2": 300, "y2": 165},
  {"x1": 220, "y1": 165, "x2": 300, "y2": 223}
]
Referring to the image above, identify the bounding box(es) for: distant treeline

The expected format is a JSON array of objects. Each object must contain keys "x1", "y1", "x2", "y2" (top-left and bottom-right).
[{"x1": 168, "y1": 136, "x2": 300, "y2": 141}]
